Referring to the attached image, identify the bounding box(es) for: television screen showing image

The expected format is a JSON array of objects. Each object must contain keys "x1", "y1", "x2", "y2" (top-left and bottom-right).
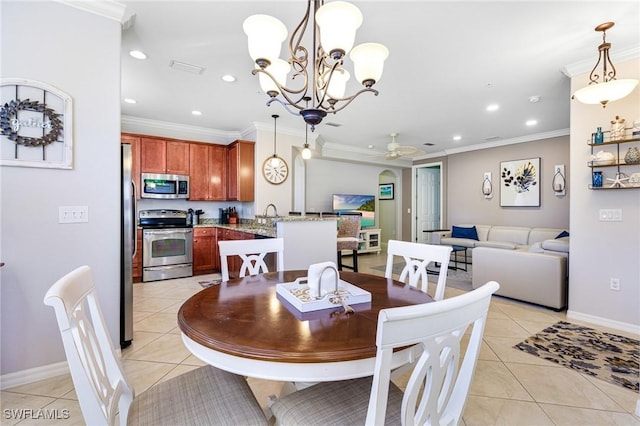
[{"x1": 332, "y1": 194, "x2": 375, "y2": 228}]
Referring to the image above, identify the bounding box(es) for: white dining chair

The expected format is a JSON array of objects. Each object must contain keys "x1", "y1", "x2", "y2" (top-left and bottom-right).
[
  {"x1": 385, "y1": 239, "x2": 453, "y2": 301},
  {"x1": 44, "y1": 265, "x2": 268, "y2": 426},
  {"x1": 218, "y1": 237, "x2": 284, "y2": 282},
  {"x1": 271, "y1": 280, "x2": 499, "y2": 425}
]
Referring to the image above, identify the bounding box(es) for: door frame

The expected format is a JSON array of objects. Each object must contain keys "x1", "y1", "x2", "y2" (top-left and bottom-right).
[{"x1": 411, "y1": 161, "x2": 444, "y2": 242}]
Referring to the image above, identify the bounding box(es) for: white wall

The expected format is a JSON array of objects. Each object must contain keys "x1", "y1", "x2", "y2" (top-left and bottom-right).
[
  {"x1": 0, "y1": 2, "x2": 122, "y2": 376},
  {"x1": 568, "y1": 58, "x2": 640, "y2": 330}
]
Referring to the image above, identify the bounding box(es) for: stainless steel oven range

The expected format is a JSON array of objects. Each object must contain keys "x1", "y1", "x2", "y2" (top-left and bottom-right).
[{"x1": 139, "y1": 209, "x2": 193, "y2": 282}]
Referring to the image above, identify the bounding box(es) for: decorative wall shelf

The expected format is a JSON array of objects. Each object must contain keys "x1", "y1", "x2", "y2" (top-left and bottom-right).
[{"x1": 588, "y1": 130, "x2": 640, "y2": 190}]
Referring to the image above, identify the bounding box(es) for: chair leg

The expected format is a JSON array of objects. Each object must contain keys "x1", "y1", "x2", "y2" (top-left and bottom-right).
[
  {"x1": 337, "y1": 251, "x2": 343, "y2": 271},
  {"x1": 352, "y1": 249, "x2": 358, "y2": 273}
]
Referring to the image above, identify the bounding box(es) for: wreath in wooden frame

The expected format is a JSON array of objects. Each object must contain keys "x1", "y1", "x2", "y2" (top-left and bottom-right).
[{"x1": 0, "y1": 99, "x2": 63, "y2": 147}]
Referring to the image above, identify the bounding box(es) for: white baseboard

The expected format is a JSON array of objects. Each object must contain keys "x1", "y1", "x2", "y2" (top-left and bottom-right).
[
  {"x1": 636, "y1": 399, "x2": 640, "y2": 417},
  {"x1": 1, "y1": 361, "x2": 69, "y2": 390},
  {"x1": 566, "y1": 310, "x2": 640, "y2": 335}
]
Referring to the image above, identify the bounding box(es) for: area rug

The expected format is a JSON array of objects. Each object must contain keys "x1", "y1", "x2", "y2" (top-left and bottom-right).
[
  {"x1": 370, "y1": 262, "x2": 472, "y2": 292},
  {"x1": 514, "y1": 321, "x2": 639, "y2": 392},
  {"x1": 198, "y1": 278, "x2": 221, "y2": 288}
]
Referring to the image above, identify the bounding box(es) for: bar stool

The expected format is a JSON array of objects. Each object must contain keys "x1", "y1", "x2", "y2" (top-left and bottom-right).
[{"x1": 336, "y1": 215, "x2": 361, "y2": 272}]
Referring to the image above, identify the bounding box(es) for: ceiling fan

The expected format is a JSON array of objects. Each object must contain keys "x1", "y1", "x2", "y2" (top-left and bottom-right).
[{"x1": 382, "y1": 133, "x2": 424, "y2": 159}]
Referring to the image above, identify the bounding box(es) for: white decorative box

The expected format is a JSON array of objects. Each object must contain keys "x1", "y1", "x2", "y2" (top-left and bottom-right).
[{"x1": 276, "y1": 277, "x2": 372, "y2": 313}]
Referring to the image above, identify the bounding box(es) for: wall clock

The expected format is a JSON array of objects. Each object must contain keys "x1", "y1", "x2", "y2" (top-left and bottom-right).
[{"x1": 262, "y1": 155, "x2": 288, "y2": 185}]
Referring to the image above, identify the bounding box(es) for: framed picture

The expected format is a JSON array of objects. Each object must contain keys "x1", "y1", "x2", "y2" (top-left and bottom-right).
[
  {"x1": 500, "y1": 157, "x2": 540, "y2": 207},
  {"x1": 379, "y1": 183, "x2": 394, "y2": 200}
]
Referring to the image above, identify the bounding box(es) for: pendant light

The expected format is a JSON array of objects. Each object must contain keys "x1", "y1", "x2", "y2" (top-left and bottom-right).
[{"x1": 302, "y1": 123, "x2": 312, "y2": 160}]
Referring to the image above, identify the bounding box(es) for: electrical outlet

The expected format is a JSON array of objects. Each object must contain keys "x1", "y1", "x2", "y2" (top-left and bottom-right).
[
  {"x1": 59, "y1": 206, "x2": 89, "y2": 223},
  {"x1": 609, "y1": 278, "x2": 620, "y2": 291}
]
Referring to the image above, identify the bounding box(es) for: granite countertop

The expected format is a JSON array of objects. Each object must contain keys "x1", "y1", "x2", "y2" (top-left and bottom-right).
[{"x1": 194, "y1": 216, "x2": 336, "y2": 238}]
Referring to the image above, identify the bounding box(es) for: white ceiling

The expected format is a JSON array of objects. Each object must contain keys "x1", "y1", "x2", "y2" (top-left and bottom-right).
[{"x1": 119, "y1": 1, "x2": 640, "y2": 160}]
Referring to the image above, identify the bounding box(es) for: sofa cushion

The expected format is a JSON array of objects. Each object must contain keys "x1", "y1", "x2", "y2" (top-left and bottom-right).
[
  {"x1": 528, "y1": 228, "x2": 565, "y2": 245},
  {"x1": 542, "y1": 237, "x2": 570, "y2": 253},
  {"x1": 475, "y1": 241, "x2": 517, "y2": 250},
  {"x1": 486, "y1": 226, "x2": 531, "y2": 246},
  {"x1": 451, "y1": 225, "x2": 478, "y2": 240},
  {"x1": 528, "y1": 242, "x2": 544, "y2": 253},
  {"x1": 440, "y1": 237, "x2": 477, "y2": 248}
]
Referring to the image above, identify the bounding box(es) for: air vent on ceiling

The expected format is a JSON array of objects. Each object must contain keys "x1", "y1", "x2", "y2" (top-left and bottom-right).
[
  {"x1": 423, "y1": 142, "x2": 435, "y2": 146},
  {"x1": 325, "y1": 122, "x2": 342, "y2": 127},
  {"x1": 169, "y1": 60, "x2": 205, "y2": 75},
  {"x1": 484, "y1": 136, "x2": 501, "y2": 141}
]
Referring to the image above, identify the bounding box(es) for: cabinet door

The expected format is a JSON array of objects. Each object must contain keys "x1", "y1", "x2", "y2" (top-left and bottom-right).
[
  {"x1": 227, "y1": 143, "x2": 239, "y2": 200},
  {"x1": 133, "y1": 229, "x2": 143, "y2": 282},
  {"x1": 208, "y1": 145, "x2": 227, "y2": 201},
  {"x1": 140, "y1": 138, "x2": 166, "y2": 173},
  {"x1": 121, "y1": 134, "x2": 141, "y2": 199},
  {"x1": 193, "y1": 228, "x2": 215, "y2": 274},
  {"x1": 166, "y1": 141, "x2": 190, "y2": 175},
  {"x1": 228, "y1": 140, "x2": 255, "y2": 202},
  {"x1": 189, "y1": 143, "x2": 209, "y2": 200}
]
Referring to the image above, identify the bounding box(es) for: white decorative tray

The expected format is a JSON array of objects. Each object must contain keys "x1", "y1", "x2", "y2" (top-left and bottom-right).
[{"x1": 276, "y1": 277, "x2": 372, "y2": 313}]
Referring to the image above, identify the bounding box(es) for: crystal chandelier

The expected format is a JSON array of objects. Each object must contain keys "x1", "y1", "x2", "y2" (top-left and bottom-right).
[
  {"x1": 243, "y1": 0, "x2": 389, "y2": 130},
  {"x1": 572, "y1": 22, "x2": 638, "y2": 108}
]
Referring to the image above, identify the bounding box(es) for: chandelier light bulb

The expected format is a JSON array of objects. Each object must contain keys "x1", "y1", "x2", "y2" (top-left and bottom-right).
[
  {"x1": 243, "y1": 14, "x2": 288, "y2": 67},
  {"x1": 315, "y1": 1, "x2": 363, "y2": 59},
  {"x1": 270, "y1": 155, "x2": 280, "y2": 167},
  {"x1": 258, "y1": 59, "x2": 291, "y2": 97},
  {"x1": 322, "y1": 68, "x2": 350, "y2": 99}
]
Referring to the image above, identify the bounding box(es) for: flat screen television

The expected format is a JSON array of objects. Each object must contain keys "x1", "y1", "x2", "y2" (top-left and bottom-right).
[{"x1": 332, "y1": 194, "x2": 375, "y2": 228}]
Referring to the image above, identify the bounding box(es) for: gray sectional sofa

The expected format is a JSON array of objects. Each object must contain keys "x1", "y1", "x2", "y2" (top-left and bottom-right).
[{"x1": 438, "y1": 225, "x2": 569, "y2": 310}]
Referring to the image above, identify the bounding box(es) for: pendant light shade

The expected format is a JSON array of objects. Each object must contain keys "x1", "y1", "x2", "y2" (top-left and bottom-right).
[
  {"x1": 315, "y1": 1, "x2": 362, "y2": 59},
  {"x1": 572, "y1": 22, "x2": 639, "y2": 107},
  {"x1": 322, "y1": 69, "x2": 350, "y2": 99},
  {"x1": 258, "y1": 59, "x2": 291, "y2": 97},
  {"x1": 243, "y1": 14, "x2": 288, "y2": 66},
  {"x1": 350, "y1": 43, "x2": 389, "y2": 87}
]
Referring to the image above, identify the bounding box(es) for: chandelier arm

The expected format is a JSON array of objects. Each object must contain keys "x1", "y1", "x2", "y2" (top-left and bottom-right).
[
  {"x1": 319, "y1": 87, "x2": 379, "y2": 114},
  {"x1": 266, "y1": 97, "x2": 306, "y2": 117},
  {"x1": 602, "y1": 47, "x2": 616, "y2": 82},
  {"x1": 289, "y1": 0, "x2": 311, "y2": 65},
  {"x1": 252, "y1": 68, "x2": 308, "y2": 98}
]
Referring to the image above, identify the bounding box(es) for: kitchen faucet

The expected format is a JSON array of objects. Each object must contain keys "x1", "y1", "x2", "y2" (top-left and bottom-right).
[{"x1": 263, "y1": 203, "x2": 278, "y2": 217}]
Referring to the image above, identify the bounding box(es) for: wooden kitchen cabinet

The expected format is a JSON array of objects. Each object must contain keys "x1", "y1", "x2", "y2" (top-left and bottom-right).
[
  {"x1": 133, "y1": 229, "x2": 143, "y2": 282},
  {"x1": 121, "y1": 134, "x2": 141, "y2": 199},
  {"x1": 227, "y1": 140, "x2": 255, "y2": 201},
  {"x1": 217, "y1": 228, "x2": 255, "y2": 278},
  {"x1": 189, "y1": 143, "x2": 227, "y2": 201},
  {"x1": 140, "y1": 137, "x2": 190, "y2": 175},
  {"x1": 193, "y1": 227, "x2": 217, "y2": 275}
]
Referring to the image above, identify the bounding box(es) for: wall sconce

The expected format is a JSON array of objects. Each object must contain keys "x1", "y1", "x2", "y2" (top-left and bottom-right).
[
  {"x1": 482, "y1": 172, "x2": 493, "y2": 199},
  {"x1": 552, "y1": 165, "x2": 566, "y2": 196}
]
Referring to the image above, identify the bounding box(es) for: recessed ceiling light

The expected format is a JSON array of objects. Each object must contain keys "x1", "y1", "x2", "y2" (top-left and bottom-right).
[
  {"x1": 367, "y1": 145, "x2": 374, "y2": 149},
  {"x1": 526, "y1": 119, "x2": 538, "y2": 126},
  {"x1": 452, "y1": 135, "x2": 462, "y2": 141},
  {"x1": 192, "y1": 110, "x2": 202, "y2": 116},
  {"x1": 222, "y1": 74, "x2": 236, "y2": 82},
  {"x1": 486, "y1": 104, "x2": 499, "y2": 112},
  {"x1": 129, "y1": 50, "x2": 147, "y2": 60},
  {"x1": 123, "y1": 98, "x2": 137, "y2": 104},
  {"x1": 529, "y1": 95, "x2": 541, "y2": 103}
]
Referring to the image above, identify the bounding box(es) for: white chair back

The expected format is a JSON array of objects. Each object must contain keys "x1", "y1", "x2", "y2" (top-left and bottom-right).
[
  {"x1": 44, "y1": 266, "x2": 134, "y2": 426},
  {"x1": 218, "y1": 237, "x2": 284, "y2": 281},
  {"x1": 385, "y1": 239, "x2": 453, "y2": 300},
  {"x1": 366, "y1": 281, "x2": 499, "y2": 425}
]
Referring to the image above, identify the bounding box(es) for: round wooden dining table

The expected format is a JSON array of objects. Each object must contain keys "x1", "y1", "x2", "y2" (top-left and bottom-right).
[{"x1": 178, "y1": 270, "x2": 433, "y2": 382}]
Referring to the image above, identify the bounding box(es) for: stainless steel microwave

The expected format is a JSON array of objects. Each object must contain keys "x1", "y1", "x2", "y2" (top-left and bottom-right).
[{"x1": 141, "y1": 173, "x2": 189, "y2": 199}]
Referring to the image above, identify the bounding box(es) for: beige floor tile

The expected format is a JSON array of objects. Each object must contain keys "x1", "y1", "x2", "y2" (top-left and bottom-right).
[
  {"x1": 484, "y1": 335, "x2": 557, "y2": 366},
  {"x1": 483, "y1": 317, "x2": 530, "y2": 338},
  {"x1": 4, "y1": 374, "x2": 74, "y2": 398},
  {"x1": 133, "y1": 311, "x2": 179, "y2": 333},
  {"x1": 506, "y1": 363, "x2": 625, "y2": 411},
  {"x1": 181, "y1": 354, "x2": 207, "y2": 366},
  {"x1": 463, "y1": 395, "x2": 554, "y2": 426},
  {"x1": 497, "y1": 303, "x2": 565, "y2": 323},
  {"x1": 15, "y1": 398, "x2": 84, "y2": 426},
  {"x1": 132, "y1": 309, "x2": 153, "y2": 323},
  {"x1": 0, "y1": 392, "x2": 56, "y2": 426},
  {"x1": 155, "y1": 364, "x2": 201, "y2": 384},
  {"x1": 514, "y1": 318, "x2": 562, "y2": 335},
  {"x1": 469, "y1": 360, "x2": 533, "y2": 401},
  {"x1": 121, "y1": 330, "x2": 163, "y2": 357},
  {"x1": 247, "y1": 378, "x2": 286, "y2": 410},
  {"x1": 582, "y1": 374, "x2": 640, "y2": 414},
  {"x1": 121, "y1": 359, "x2": 176, "y2": 394},
  {"x1": 125, "y1": 333, "x2": 191, "y2": 364},
  {"x1": 540, "y1": 403, "x2": 640, "y2": 425},
  {"x1": 133, "y1": 296, "x2": 178, "y2": 312},
  {"x1": 161, "y1": 300, "x2": 187, "y2": 314}
]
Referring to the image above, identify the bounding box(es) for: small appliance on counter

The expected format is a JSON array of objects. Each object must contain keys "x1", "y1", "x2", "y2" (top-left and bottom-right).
[
  {"x1": 193, "y1": 209, "x2": 204, "y2": 225},
  {"x1": 219, "y1": 207, "x2": 238, "y2": 224}
]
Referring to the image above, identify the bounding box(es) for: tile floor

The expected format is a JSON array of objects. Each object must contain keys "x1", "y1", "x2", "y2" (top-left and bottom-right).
[{"x1": 2, "y1": 252, "x2": 639, "y2": 425}]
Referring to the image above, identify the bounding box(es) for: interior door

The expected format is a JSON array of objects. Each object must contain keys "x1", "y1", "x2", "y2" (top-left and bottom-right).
[{"x1": 415, "y1": 164, "x2": 442, "y2": 243}]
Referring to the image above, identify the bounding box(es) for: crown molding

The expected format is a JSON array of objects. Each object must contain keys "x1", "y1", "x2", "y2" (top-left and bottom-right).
[
  {"x1": 562, "y1": 46, "x2": 640, "y2": 78},
  {"x1": 121, "y1": 115, "x2": 240, "y2": 142},
  {"x1": 439, "y1": 129, "x2": 570, "y2": 157},
  {"x1": 55, "y1": 0, "x2": 128, "y2": 23}
]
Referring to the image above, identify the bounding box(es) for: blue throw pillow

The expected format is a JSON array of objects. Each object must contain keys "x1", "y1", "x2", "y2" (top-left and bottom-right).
[
  {"x1": 556, "y1": 230, "x2": 569, "y2": 239},
  {"x1": 451, "y1": 225, "x2": 479, "y2": 240}
]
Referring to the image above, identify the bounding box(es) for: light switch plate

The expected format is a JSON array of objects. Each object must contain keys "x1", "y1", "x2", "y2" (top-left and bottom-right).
[
  {"x1": 599, "y1": 209, "x2": 622, "y2": 222},
  {"x1": 59, "y1": 206, "x2": 89, "y2": 223}
]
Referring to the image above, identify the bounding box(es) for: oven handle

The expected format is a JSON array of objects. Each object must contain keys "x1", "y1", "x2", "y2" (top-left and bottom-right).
[
  {"x1": 144, "y1": 229, "x2": 193, "y2": 235},
  {"x1": 144, "y1": 264, "x2": 192, "y2": 271}
]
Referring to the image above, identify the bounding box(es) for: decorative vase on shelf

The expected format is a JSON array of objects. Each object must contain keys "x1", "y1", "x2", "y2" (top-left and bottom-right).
[
  {"x1": 592, "y1": 171, "x2": 603, "y2": 188},
  {"x1": 594, "y1": 127, "x2": 604, "y2": 144},
  {"x1": 610, "y1": 116, "x2": 625, "y2": 141},
  {"x1": 624, "y1": 146, "x2": 640, "y2": 164}
]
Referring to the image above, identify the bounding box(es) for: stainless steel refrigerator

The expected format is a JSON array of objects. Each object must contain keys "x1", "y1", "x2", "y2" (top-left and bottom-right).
[{"x1": 121, "y1": 144, "x2": 136, "y2": 348}]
